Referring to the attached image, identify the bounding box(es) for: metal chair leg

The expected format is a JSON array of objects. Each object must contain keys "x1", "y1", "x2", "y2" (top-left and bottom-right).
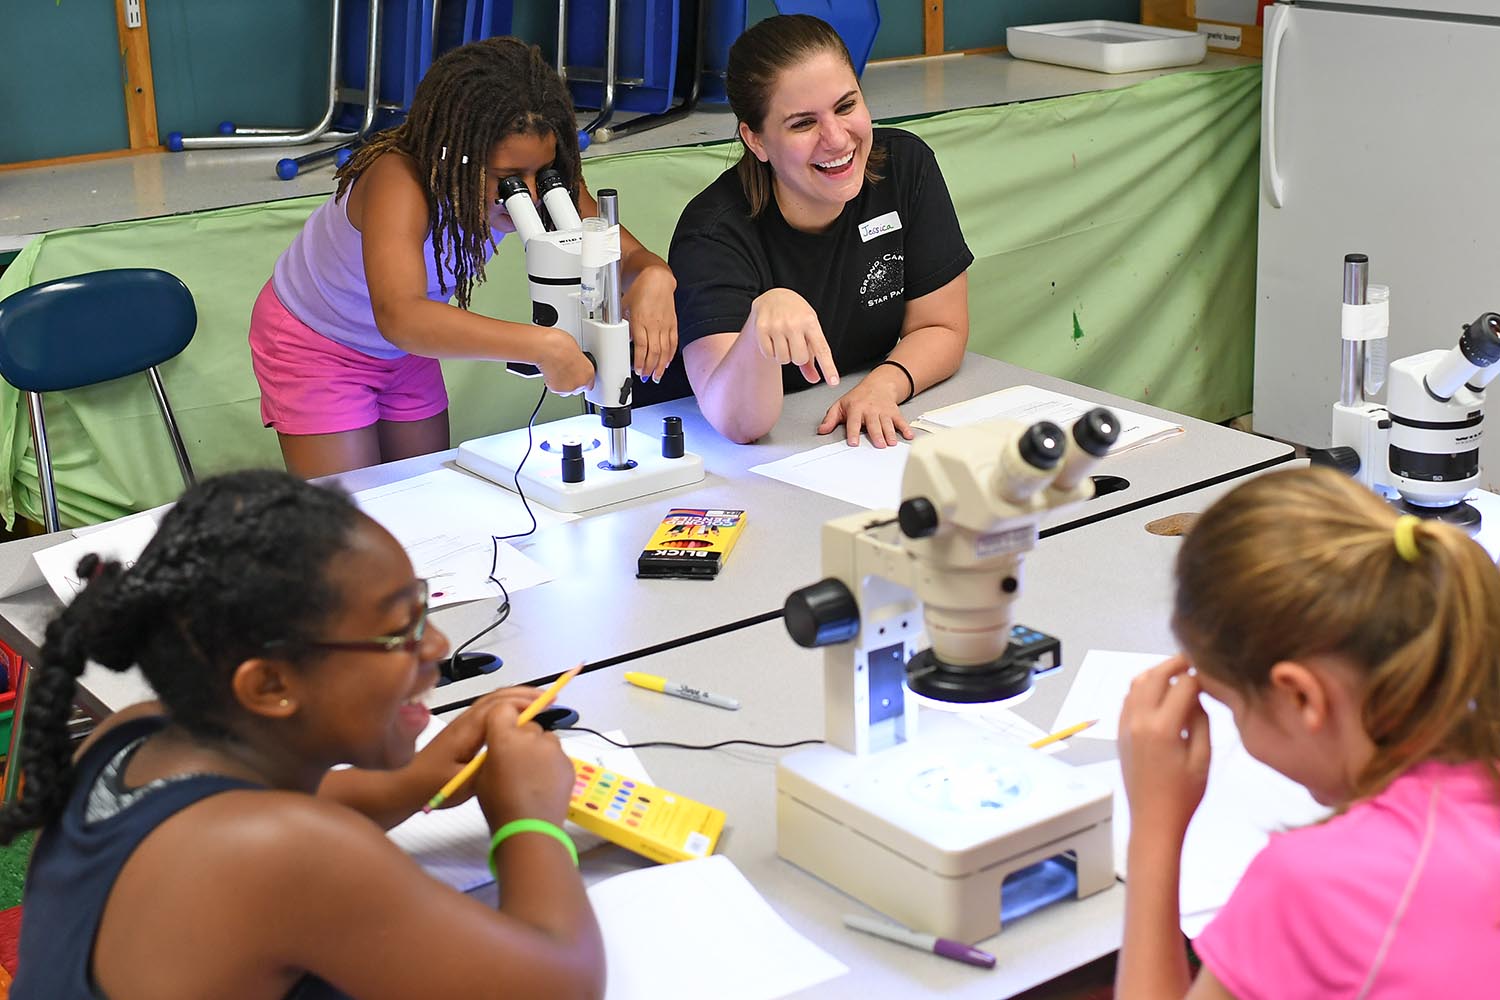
[
  {"x1": 177, "y1": 0, "x2": 347, "y2": 150},
  {"x1": 26, "y1": 392, "x2": 59, "y2": 534},
  {"x1": 592, "y1": 0, "x2": 708, "y2": 144},
  {"x1": 580, "y1": 0, "x2": 621, "y2": 135},
  {"x1": 146, "y1": 367, "x2": 197, "y2": 488}
]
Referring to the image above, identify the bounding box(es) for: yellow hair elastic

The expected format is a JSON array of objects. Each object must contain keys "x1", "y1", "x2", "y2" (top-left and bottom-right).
[{"x1": 1393, "y1": 514, "x2": 1422, "y2": 563}]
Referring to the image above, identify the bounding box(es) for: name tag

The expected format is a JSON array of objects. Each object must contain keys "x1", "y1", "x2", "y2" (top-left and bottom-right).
[{"x1": 858, "y1": 211, "x2": 902, "y2": 243}]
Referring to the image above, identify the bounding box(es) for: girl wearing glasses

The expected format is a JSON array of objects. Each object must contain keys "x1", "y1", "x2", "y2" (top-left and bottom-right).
[
  {"x1": 249, "y1": 36, "x2": 677, "y2": 479},
  {"x1": 0, "y1": 471, "x2": 601, "y2": 999}
]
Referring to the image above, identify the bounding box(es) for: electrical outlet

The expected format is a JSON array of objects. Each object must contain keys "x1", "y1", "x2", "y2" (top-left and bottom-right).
[{"x1": 125, "y1": 0, "x2": 142, "y2": 28}]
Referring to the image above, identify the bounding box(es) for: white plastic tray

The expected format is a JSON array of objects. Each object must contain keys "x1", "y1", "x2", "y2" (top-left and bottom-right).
[{"x1": 1006, "y1": 20, "x2": 1209, "y2": 75}]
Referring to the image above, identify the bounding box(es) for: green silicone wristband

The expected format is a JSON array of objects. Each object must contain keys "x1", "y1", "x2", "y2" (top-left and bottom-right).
[{"x1": 488, "y1": 818, "x2": 579, "y2": 877}]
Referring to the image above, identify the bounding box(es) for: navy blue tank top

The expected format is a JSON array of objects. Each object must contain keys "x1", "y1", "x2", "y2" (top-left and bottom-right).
[{"x1": 12, "y1": 716, "x2": 351, "y2": 999}]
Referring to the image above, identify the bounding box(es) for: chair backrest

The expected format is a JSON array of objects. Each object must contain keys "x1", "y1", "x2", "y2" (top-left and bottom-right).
[{"x1": 0, "y1": 268, "x2": 197, "y2": 393}]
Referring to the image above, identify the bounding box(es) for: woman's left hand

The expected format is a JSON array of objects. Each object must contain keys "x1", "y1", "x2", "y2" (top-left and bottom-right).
[
  {"x1": 817, "y1": 377, "x2": 914, "y2": 448},
  {"x1": 409, "y1": 686, "x2": 541, "y2": 811},
  {"x1": 622, "y1": 262, "x2": 678, "y2": 383}
]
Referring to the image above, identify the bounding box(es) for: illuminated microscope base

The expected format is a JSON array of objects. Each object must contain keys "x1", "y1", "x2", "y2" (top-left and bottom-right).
[
  {"x1": 776, "y1": 713, "x2": 1113, "y2": 943},
  {"x1": 456, "y1": 414, "x2": 705, "y2": 513}
]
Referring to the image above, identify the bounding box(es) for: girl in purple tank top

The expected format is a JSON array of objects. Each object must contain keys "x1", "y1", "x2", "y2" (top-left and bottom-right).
[
  {"x1": 1114, "y1": 466, "x2": 1500, "y2": 999},
  {"x1": 250, "y1": 37, "x2": 677, "y2": 478},
  {"x1": 2, "y1": 471, "x2": 602, "y2": 998}
]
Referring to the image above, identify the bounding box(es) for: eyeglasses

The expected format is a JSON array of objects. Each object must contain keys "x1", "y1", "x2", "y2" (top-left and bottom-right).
[{"x1": 264, "y1": 580, "x2": 430, "y2": 655}]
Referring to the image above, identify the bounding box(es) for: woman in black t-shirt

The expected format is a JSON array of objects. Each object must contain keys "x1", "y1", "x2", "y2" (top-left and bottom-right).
[{"x1": 664, "y1": 14, "x2": 973, "y2": 447}]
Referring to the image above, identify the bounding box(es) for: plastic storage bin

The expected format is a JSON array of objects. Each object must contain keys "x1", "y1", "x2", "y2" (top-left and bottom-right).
[{"x1": 1006, "y1": 20, "x2": 1208, "y2": 75}]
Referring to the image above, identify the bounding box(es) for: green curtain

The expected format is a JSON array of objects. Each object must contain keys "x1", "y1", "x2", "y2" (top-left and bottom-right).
[{"x1": 0, "y1": 64, "x2": 1260, "y2": 528}]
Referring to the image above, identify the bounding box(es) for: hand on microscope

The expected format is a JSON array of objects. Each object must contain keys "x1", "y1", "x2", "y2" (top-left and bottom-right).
[
  {"x1": 536, "y1": 327, "x2": 598, "y2": 396},
  {"x1": 622, "y1": 259, "x2": 678, "y2": 383},
  {"x1": 1117, "y1": 654, "x2": 1211, "y2": 843}
]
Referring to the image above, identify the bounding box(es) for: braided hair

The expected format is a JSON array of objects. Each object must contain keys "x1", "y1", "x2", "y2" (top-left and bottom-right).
[
  {"x1": 0, "y1": 471, "x2": 361, "y2": 843},
  {"x1": 335, "y1": 36, "x2": 583, "y2": 310}
]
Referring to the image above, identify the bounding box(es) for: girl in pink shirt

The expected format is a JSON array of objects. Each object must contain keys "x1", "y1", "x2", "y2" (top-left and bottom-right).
[{"x1": 1116, "y1": 466, "x2": 1500, "y2": 999}]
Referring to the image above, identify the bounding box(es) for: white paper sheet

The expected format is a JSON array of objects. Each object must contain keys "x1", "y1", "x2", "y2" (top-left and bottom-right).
[
  {"x1": 913, "y1": 385, "x2": 1183, "y2": 455},
  {"x1": 749, "y1": 439, "x2": 910, "y2": 510},
  {"x1": 590, "y1": 855, "x2": 848, "y2": 1000},
  {"x1": 352, "y1": 468, "x2": 574, "y2": 607},
  {"x1": 1050, "y1": 650, "x2": 1172, "y2": 741},
  {"x1": 32, "y1": 514, "x2": 163, "y2": 603},
  {"x1": 964, "y1": 707, "x2": 1067, "y2": 754},
  {"x1": 1463, "y1": 488, "x2": 1500, "y2": 560},
  {"x1": 387, "y1": 723, "x2": 655, "y2": 891}
]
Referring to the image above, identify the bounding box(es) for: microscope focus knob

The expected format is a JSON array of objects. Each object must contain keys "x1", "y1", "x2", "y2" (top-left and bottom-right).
[
  {"x1": 784, "y1": 579, "x2": 860, "y2": 648},
  {"x1": 1019, "y1": 421, "x2": 1066, "y2": 470},
  {"x1": 898, "y1": 497, "x2": 940, "y2": 538},
  {"x1": 1309, "y1": 446, "x2": 1362, "y2": 477}
]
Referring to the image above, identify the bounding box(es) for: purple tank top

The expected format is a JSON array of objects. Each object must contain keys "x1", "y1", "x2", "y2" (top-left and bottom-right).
[{"x1": 272, "y1": 183, "x2": 504, "y2": 359}]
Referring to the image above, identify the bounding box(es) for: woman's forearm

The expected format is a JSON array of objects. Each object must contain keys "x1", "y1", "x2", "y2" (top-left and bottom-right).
[
  {"x1": 886, "y1": 324, "x2": 966, "y2": 398},
  {"x1": 691, "y1": 328, "x2": 788, "y2": 444}
]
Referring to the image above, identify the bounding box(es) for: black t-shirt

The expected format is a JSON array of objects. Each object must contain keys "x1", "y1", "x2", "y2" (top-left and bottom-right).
[{"x1": 635, "y1": 128, "x2": 973, "y2": 405}]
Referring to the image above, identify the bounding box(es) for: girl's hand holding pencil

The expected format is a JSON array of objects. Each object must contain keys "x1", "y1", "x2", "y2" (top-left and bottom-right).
[
  {"x1": 426, "y1": 666, "x2": 583, "y2": 827},
  {"x1": 409, "y1": 686, "x2": 542, "y2": 812}
]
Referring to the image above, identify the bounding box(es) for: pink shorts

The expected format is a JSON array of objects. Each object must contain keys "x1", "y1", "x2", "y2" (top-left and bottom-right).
[{"x1": 248, "y1": 280, "x2": 448, "y2": 435}]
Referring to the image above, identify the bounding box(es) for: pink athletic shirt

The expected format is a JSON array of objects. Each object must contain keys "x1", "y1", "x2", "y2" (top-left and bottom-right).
[
  {"x1": 272, "y1": 184, "x2": 504, "y2": 359},
  {"x1": 1194, "y1": 760, "x2": 1500, "y2": 999}
]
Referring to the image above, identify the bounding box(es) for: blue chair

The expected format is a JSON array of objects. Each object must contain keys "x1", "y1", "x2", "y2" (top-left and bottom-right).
[
  {"x1": 775, "y1": 0, "x2": 882, "y2": 76},
  {"x1": 0, "y1": 268, "x2": 198, "y2": 534},
  {"x1": 0, "y1": 268, "x2": 198, "y2": 802}
]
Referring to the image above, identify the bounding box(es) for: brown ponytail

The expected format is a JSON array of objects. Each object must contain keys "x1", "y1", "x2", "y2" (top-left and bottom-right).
[{"x1": 1173, "y1": 466, "x2": 1500, "y2": 801}]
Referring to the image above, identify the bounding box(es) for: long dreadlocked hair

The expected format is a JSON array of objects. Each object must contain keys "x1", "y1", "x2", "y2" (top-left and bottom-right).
[
  {"x1": 0, "y1": 471, "x2": 361, "y2": 844},
  {"x1": 335, "y1": 36, "x2": 583, "y2": 310}
]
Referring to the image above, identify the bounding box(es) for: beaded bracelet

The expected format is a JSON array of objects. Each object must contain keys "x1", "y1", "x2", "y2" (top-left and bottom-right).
[
  {"x1": 488, "y1": 818, "x2": 579, "y2": 877},
  {"x1": 875, "y1": 358, "x2": 916, "y2": 405}
]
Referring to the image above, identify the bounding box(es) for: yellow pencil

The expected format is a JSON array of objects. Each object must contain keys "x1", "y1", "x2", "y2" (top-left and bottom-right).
[
  {"x1": 1029, "y1": 718, "x2": 1098, "y2": 749},
  {"x1": 423, "y1": 663, "x2": 583, "y2": 813}
]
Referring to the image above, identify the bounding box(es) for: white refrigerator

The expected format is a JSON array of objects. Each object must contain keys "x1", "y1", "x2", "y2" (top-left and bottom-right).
[{"x1": 1253, "y1": 0, "x2": 1500, "y2": 485}]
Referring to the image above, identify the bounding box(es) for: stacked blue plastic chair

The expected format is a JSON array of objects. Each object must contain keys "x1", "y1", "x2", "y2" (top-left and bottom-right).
[
  {"x1": 774, "y1": 0, "x2": 882, "y2": 76},
  {"x1": 165, "y1": 1, "x2": 518, "y2": 179}
]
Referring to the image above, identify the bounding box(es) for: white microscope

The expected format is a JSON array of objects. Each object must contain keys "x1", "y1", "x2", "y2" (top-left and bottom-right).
[
  {"x1": 1312, "y1": 252, "x2": 1500, "y2": 529},
  {"x1": 456, "y1": 169, "x2": 705, "y2": 512},
  {"x1": 777, "y1": 412, "x2": 1120, "y2": 943}
]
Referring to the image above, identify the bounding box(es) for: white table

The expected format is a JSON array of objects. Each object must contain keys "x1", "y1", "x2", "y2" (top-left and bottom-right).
[
  {"x1": 509, "y1": 469, "x2": 1279, "y2": 998},
  {"x1": 0, "y1": 354, "x2": 1289, "y2": 718}
]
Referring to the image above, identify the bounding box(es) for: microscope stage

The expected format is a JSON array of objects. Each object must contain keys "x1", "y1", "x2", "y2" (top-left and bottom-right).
[
  {"x1": 776, "y1": 713, "x2": 1114, "y2": 940},
  {"x1": 457, "y1": 414, "x2": 705, "y2": 513}
]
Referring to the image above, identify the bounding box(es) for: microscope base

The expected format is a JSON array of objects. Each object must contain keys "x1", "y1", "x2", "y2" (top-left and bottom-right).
[
  {"x1": 776, "y1": 713, "x2": 1113, "y2": 943},
  {"x1": 456, "y1": 414, "x2": 705, "y2": 513}
]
